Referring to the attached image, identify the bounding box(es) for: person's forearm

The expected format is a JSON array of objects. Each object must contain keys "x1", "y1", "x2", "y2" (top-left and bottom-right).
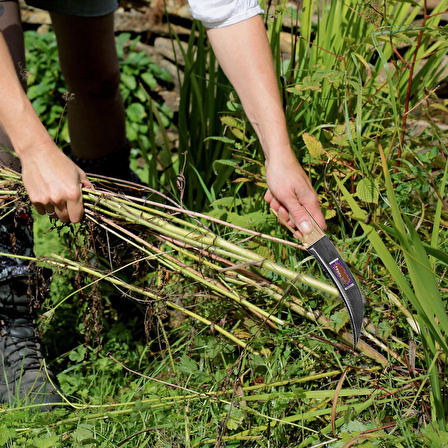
[
  {"x1": 206, "y1": 15, "x2": 290, "y2": 162},
  {"x1": 0, "y1": 31, "x2": 91, "y2": 223},
  {"x1": 0, "y1": 31, "x2": 53, "y2": 156},
  {"x1": 206, "y1": 15, "x2": 326, "y2": 233}
]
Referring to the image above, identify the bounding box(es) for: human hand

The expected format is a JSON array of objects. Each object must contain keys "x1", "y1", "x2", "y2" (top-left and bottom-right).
[
  {"x1": 20, "y1": 141, "x2": 92, "y2": 223},
  {"x1": 264, "y1": 149, "x2": 326, "y2": 240}
]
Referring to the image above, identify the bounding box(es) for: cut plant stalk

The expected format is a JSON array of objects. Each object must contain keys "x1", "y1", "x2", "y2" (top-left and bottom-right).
[
  {"x1": 0, "y1": 248, "x2": 254, "y2": 353},
  {"x1": 83, "y1": 191, "x2": 339, "y2": 296},
  {"x1": 0, "y1": 169, "x2": 393, "y2": 363},
  {"x1": 86, "y1": 211, "x2": 283, "y2": 328},
  {"x1": 83, "y1": 192, "x2": 391, "y2": 363}
]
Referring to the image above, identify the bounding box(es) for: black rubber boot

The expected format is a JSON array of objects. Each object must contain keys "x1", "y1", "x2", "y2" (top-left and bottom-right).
[{"x1": 0, "y1": 209, "x2": 63, "y2": 408}]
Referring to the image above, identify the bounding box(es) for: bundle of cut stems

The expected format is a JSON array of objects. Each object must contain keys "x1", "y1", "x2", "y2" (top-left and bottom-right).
[{"x1": 0, "y1": 167, "x2": 391, "y2": 365}]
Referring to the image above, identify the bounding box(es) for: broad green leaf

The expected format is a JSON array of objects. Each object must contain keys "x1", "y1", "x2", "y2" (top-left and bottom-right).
[
  {"x1": 355, "y1": 178, "x2": 379, "y2": 203},
  {"x1": 205, "y1": 207, "x2": 228, "y2": 221},
  {"x1": 321, "y1": 202, "x2": 336, "y2": 220},
  {"x1": 32, "y1": 435, "x2": 60, "y2": 448},
  {"x1": 68, "y1": 345, "x2": 86, "y2": 362},
  {"x1": 302, "y1": 133, "x2": 324, "y2": 158},
  {"x1": 230, "y1": 128, "x2": 248, "y2": 142},
  {"x1": 141, "y1": 71, "x2": 157, "y2": 89},
  {"x1": 324, "y1": 208, "x2": 336, "y2": 219},
  {"x1": 127, "y1": 122, "x2": 138, "y2": 141},
  {"x1": 291, "y1": 75, "x2": 322, "y2": 93},
  {"x1": 134, "y1": 86, "x2": 147, "y2": 103},
  {"x1": 150, "y1": 63, "x2": 172, "y2": 83},
  {"x1": 212, "y1": 158, "x2": 237, "y2": 175},
  {"x1": 226, "y1": 407, "x2": 245, "y2": 430},
  {"x1": 158, "y1": 102, "x2": 173, "y2": 119},
  {"x1": 116, "y1": 32, "x2": 131, "y2": 49},
  {"x1": 210, "y1": 197, "x2": 243, "y2": 208},
  {"x1": 121, "y1": 72, "x2": 137, "y2": 90},
  {"x1": 340, "y1": 419, "x2": 375, "y2": 433},
  {"x1": 126, "y1": 103, "x2": 146, "y2": 123},
  {"x1": 205, "y1": 136, "x2": 236, "y2": 144},
  {"x1": 421, "y1": 426, "x2": 448, "y2": 447},
  {"x1": 220, "y1": 116, "x2": 245, "y2": 129},
  {"x1": 330, "y1": 123, "x2": 356, "y2": 147},
  {"x1": 32, "y1": 97, "x2": 47, "y2": 116},
  {"x1": 424, "y1": 245, "x2": 448, "y2": 266},
  {"x1": 330, "y1": 310, "x2": 349, "y2": 332},
  {"x1": 178, "y1": 354, "x2": 198, "y2": 374},
  {"x1": 133, "y1": 399, "x2": 151, "y2": 413},
  {"x1": 0, "y1": 427, "x2": 16, "y2": 444},
  {"x1": 248, "y1": 239, "x2": 274, "y2": 261},
  {"x1": 226, "y1": 100, "x2": 244, "y2": 112},
  {"x1": 72, "y1": 424, "x2": 96, "y2": 444},
  {"x1": 226, "y1": 211, "x2": 268, "y2": 230},
  {"x1": 28, "y1": 82, "x2": 54, "y2": 100},
  {"x1": 402, "y1": 213, "x2": 448, "y2": 343}
]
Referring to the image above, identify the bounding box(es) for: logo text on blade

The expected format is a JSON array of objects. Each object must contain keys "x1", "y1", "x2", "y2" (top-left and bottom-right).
[{"x1": 329, "y1": 258, "x2": 354, "y2": 290}]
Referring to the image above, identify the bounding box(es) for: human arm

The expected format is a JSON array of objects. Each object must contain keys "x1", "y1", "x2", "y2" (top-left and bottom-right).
[
  {"x1": 187, "y1": 2, "x2": 325, "y2": 236},
  {"x1": 0, "y1": 31, "x2": 91, "y2": 222},
  {"x1": 207, "y1": 16, "x2": 325, "y2": 235}
]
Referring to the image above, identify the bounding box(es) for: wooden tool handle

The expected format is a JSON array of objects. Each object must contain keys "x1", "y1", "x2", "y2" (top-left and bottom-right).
[
  {"x1": 300, "y1": 208, "x2": 326, "y2": 248},
  {"x1": 272, "y1": 207, "x2": 325, "y2": 248}
]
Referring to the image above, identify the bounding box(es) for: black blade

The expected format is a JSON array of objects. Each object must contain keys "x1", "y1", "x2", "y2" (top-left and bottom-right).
[{"x1": 307, "y1": 236, "x2": 364, "y2": 348}]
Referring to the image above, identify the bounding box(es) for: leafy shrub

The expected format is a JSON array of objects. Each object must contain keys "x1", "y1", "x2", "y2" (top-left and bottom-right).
[
  {"x1": 24, "y1": 29, "x2": 174, "y2": 157},
  {"x1": 115, "y1": 32, "x2": 174, "y2": 155}
]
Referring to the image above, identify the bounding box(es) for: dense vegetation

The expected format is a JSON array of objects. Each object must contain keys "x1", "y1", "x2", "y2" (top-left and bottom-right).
[{"x1": 1, "y1": 0, "x2": 448, "y2": 446}]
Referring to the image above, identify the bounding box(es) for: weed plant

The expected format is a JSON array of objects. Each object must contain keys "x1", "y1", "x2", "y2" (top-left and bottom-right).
[{"x1": 1, "y1": 1, "x2": 448, "y2": 447}]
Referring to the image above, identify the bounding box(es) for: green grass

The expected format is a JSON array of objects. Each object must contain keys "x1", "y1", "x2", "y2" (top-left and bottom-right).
[{"x1": 1, "y1": 0, "x2": 448, "y2": 446}]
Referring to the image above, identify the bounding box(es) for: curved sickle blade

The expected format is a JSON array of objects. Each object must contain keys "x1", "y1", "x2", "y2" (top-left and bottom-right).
[{"x1": 302, "y1": 210, "x2": 364, "y2": 348}]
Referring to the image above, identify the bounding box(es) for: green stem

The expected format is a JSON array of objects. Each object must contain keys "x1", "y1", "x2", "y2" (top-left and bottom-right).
[{"x1": 89, "y1": 195, "x2": 338, "y2": 296}]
